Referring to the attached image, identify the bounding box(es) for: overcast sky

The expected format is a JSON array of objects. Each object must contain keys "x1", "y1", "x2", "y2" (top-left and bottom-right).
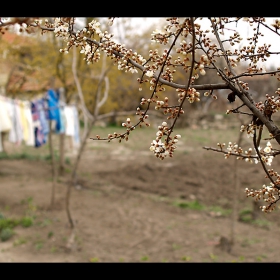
[{"x1": 76, "y1": 17, "x2": 280, "y2": 68}]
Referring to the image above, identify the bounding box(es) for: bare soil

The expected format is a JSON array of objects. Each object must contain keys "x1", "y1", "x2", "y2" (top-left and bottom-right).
[{"x1": 0, "y1": 127, "x2": 280, "y2": 263}]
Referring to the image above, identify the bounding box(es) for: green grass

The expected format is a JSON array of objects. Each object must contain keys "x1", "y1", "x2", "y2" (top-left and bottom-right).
[
  {"x1": 0, "y1": 152, "x2": 40, "y2": 161},
  {"x1": 0, "y1": 212, "x2": 35, "y2": 242},
  {"x1": 21, "y1": 216, "x2": 33, "y2": 227},
  {"x1": 50, "y1": 246, "x2": 57, "y2": 253},
  {"x1": 0, "y1": 217, "x2": 20, "y2": 230},
  {"x1": 172, "y1": 243, "x2": 181, "y2": 250},
  {"x1": 0, "y1": 124, "x2": 254, "y2": 165},
  {"x1": 13, "y1": 237, "x2": 27, "y2": 246},
  {"x1": 35, "y1": 241, "x2": 44, "y2": 250},
  {"x1": 171, "y1": 198, "x2": 233, "y2": 218},
  {"x1": 172, "y1": 200, "x2": 205, "y2": 210},
  {"x1": 208, "y1": 205, "x2": 232, "y2": 216},
  {"x1": 89, "y1": 257, "x2": 99, "y2": 263},
  {"x1": 181, "y1": 256, "x2": 191, "y2": 261},
  {"x1": 140, "y1": 256, "x2": 149, "y2": 261}
]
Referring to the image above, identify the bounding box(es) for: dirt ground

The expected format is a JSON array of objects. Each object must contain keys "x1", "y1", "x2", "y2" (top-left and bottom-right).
[{"x1": 1, "y1": 127, "x2": 280, "y2": 263}]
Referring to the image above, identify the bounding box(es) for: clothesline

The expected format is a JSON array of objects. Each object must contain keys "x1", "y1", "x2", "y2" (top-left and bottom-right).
[{"x1": 0, "y1": 89, "x2": 80, "y2": 152}]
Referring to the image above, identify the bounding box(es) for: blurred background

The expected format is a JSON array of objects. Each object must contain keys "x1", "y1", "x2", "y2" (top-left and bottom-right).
[{"x1": 0, "y1": 17, "x2": 280, "y2": 262}]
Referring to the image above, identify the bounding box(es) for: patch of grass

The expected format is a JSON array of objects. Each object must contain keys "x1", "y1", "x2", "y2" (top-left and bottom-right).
[
  {"x1": 21, "y1": 216, "x2": 33, "y2": 227},
  {"x1": 48, "y1": 231, "x2": 54, "y2": 238},
  {"x1": 43, "y1": 151, "x2": 59, "y2": 162},
  {"x1": 241, "y1": 238, "x2": 261, "y2": 247},
  {"x1": 239, "y1": 256, "x2": 245, "y2": 262},
  {"x1": 239, "y1": 208, "x2": 271, "y2": 229},
  {"x1": 251, "y1": 219, "x2": 271, "y2": 229},
  {"x1": 0, "y1": 217, "x2": 20, "y2": 231},
  {"x1": 50, "y1": 246, "x2": 57, "y2": 253},
  {"x1": 0, "y1": 149, "x2": 63, "y2": 163},
  {"x1": 172, "y1": 200, "x2": 204, "y2": 210},
  {"x1": 35, "y1": 241, "x2": 44, "y2": 250},
  {"x1": 172, "y1": 243, "x2": 181, "y2": 250},
  {"x1": 258, "y1": 254, "x2": 267, "y2": 260},
  {"x1": 0, "y1": 152, "x2": 39, "y2": 161},
  {"x1": 13, "y1": 237, "x2": 27, "y2": 246},
  {"x1": 239, "y1": 208, "x2": 253, "y2": 223},
  {"x1": 89, "y1": 257, "x2": 99, "y2": 263},
  {"x1": 140, "y1": 256, "x2": 149, "y2": 261},
  {"x1": 209, "y1": 253, "x2": 218, "y2": 262},
  {"x1": 0, "y1": 213, "x2": 35, "y2": 242},
  {"x1": 181, "y1": 256, "x2": 192, "y2": 261},
  {"x1": 207, "y1": 205, "x2": 232, "y2": 217}
]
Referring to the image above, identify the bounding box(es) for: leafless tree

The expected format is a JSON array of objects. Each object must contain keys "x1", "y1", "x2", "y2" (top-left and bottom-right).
[{"x1": 2, "y1": 17, "x2": 280, "y2": 214}]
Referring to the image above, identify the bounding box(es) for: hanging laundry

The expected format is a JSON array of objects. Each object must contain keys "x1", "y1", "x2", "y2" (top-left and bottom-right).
[
  {"x1": 0, "y1": 95, "x2": 13, "y2": 152},
  {"x1": 6, "y1": 97, "x2": 23, "y2": 145},
  {"x1": 18, "y1": 100, "x2": 35, "y2": 146},
  {"x1": 46, "y1": 89, "x2": 62, "y2": 133},
  {"x1": 64, "y1": 105, "x2": 80, "y2": 149},
  {"x1": 31, "y1": 98, "x2": 49, "y2": 147},
  {"x1": 0, "y1": 95, "x2": 12, "y2": 133},
  {"x1": 64, "y1": 105, "x2": 75, "y2": 137},
  {"x1": 23, "y1": 100, "x2": 35, "y2": 146},
  {"x1": 0, "y1": 91, "x2": 80, "y2": 150}
]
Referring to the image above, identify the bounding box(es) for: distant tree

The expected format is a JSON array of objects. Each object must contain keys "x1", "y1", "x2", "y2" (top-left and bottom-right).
[{"x1": 2, "y1": 17, "x2": 280, "y2": 214}]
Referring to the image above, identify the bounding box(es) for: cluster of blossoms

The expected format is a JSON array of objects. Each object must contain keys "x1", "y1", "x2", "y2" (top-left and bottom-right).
[
  {"x1": 261, "y1": 141, "x2": 274, "y2": 166},
  {"x1": 53, "y1": 18, "x2": 71, "y2": 39},
  {"x1": 149, "y1": 122, "x2": 181, "y2": 160},
  {"x1": 240, "y1": 124, "x2": 255, "y2": 138},
  {"x1": 50, "y1": 18, "x2": 147, "y2": 73},
  {"x1": 177, "y1": 87, "x2": 200, "y2": 104},
  {"x1": 271, "y1": 19, "x2": 280, "y2": 31},
  {"x1": 222, "y1": 137, "x2": 277, "y2": 211},
  {"x1": 245, "y1": 183, "x2": 280, "y2": 213},
  {"x1": 245, "y1": 164, "x2": 280, "y2": 213},
  {"x1": 221, "y1": 140, "x2": 274, "y2": 166}
]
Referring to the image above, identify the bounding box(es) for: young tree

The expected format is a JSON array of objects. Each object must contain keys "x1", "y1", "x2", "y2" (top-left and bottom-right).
[{"x1": 2, "y1": 17, "x2": 280, "y2": 214}]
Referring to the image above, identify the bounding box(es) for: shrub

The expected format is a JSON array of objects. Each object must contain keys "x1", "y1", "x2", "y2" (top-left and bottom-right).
[{"x1": 1, "y1": 228, "x2": 14, "y2": 241}]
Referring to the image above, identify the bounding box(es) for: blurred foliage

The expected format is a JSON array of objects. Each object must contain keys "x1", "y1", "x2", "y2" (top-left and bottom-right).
[{"x1": 0, "y1": 17, "x2": 278, "y2": 127}]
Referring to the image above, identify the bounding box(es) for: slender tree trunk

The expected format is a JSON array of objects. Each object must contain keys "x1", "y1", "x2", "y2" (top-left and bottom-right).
[
  {"x1": 48, "y1": 120, "x2": 57, "y2": 208},
  {"x1": 65, "y1": 120, "x2": 95, "y2": 229},
  {"x1": 0, "y1": 132, "x2": 7, "y2": 154},
  {"x1": 59, "y1": 133, "x2": 65, "y2": 176},
  {"x1": 230, "y1": 128, "x2": 243, "y2": 247}
]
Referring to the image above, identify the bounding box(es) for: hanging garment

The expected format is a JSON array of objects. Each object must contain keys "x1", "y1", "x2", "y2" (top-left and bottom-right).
[
  {"x1": 64, "y1": 105, "x2": 80, "y2": 148},
  {"x1": 32, "y1": 98, "x2": 49, "y2": 147},
  {"x1": 38, "y1": 98, "x2": 50, "y2": 140},
  {"x1": 64, "y1": 105, "x2": 75, "y2": 137},
  {"x1": 47, "y1": 89, "x2": 61, "y2": 133},
  {"x1": 22, "y1": 100, "x2": 35, "y2": 146},
  {"x1": 0, "y1": 95, "x2": 13, "y2": 152},
  {"x1": 0, "y1": 95, "x2": 12, "y2": 133},
  {"x1": 7, "y1": 98, "x2": 22, "y2": 144}
]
